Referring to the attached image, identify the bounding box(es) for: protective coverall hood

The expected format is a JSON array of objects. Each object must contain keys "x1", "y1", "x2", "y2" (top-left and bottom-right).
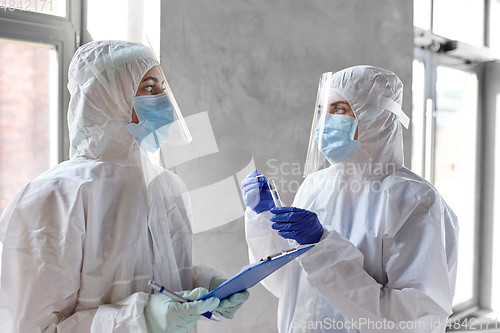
[
  {"x1": 67, "y1": 40, "x2": 158, "y2": 161},
  {"x1": 304, "y1": 65, "x2": 410, "y2": 179}
]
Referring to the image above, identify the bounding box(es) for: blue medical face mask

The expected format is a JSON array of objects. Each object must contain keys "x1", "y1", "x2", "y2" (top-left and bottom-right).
[
  {"x1": 126, "y1": 92, "x2": 175, "y2": 153},
  {"x1": 314, "y1": 114, "x2": 362, "y2": 164}
]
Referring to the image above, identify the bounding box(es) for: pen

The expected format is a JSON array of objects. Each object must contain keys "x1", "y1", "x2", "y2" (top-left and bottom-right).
[
  {"x1": 260, "y1": 248, "x2": 298, "y2": 261},
  {"x1": 148, "y1": 281, "x2": 220, "y2": 322}
]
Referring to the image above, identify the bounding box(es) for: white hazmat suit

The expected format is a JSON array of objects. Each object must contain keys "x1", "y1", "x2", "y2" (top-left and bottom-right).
[
  {"x1": 0, "y1": 40, "x2": 220, "y2": 332},
  {"x1": 245, "y1": 66, "x2": 458, "y2": 333}
]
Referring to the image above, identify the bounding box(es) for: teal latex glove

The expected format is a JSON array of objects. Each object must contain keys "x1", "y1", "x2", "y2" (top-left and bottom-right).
[
  {"x1": 209, "y1": 278, "x2": 250, "y2": 319},
  {"x1": 144, "y1": 287, "x2": 219, "y2": 333}
]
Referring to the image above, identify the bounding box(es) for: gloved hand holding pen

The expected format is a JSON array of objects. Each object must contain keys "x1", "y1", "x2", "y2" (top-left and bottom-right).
[
  {"x1": 144, "y1": 287, "x2": 219, "y2": 333},
  {"x1": 241, "y1": 170, "x2": 275, "y2": 214}
]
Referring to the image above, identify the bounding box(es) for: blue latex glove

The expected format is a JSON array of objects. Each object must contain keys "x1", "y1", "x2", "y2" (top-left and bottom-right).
[
  {"x1": 209, "y1": 278, "x2": 250, "y2": 319},
  {"x1": 144, "y1": 287, "x2": 219, "y2": 333},
  {"x1": 270, "y1": 207, "x2": 324, "y2": 245},
  {"x1": 241, "y1": 170, "x2": 275, "y2": 214}
]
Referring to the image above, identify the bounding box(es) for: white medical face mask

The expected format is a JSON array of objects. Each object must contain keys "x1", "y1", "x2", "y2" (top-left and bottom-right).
[{"x1": 314, "y1": 114, "x2": 361, "y2": 164}]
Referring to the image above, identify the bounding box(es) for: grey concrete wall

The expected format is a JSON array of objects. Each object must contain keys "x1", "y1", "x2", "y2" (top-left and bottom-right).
[{"x1": 160, "y1": 1, "x2": 413, "y2": 332}]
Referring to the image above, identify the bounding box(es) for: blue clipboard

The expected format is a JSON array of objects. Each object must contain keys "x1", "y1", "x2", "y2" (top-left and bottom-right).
[{"x1": 200, "y1": 245, "x2": 315, "y2": 301}]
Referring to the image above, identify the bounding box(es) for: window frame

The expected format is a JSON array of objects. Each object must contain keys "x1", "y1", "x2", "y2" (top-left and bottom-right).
[
  {"x1": 0, "y1": 0, "x2": 82, "y2": 161},
  {"x1": 413, "y1": 47, "x2": 485, "y2": 317},
  {"x1": 413, "y1": 0, "x2": 498, "y2": 326}
]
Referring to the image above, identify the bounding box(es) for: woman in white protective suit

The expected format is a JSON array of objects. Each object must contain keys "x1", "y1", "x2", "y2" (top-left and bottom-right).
[
  {"x1": 0, "y1": 40, "x2": 248, "y2": 332},
  {"x1": 242, "y1": 66, "x2": 458, "y2": 333}
]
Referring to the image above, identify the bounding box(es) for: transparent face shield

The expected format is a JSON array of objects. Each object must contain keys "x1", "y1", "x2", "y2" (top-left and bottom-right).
[
  {"x1": 303, "y1": 72, "x2": 360, "y2": 177},
  {"x1": 128, "y1": 64, "x2": 193, "y2": 154},
  {"x1": 145, "y1": 36, "x2": 192, "y2": 147},
  {"x1": 156, "y1": 64, "x2": 193, "y2": 147}
]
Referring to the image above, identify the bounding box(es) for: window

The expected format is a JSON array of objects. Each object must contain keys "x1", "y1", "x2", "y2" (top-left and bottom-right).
[
  {"x1": 414, "y1": 0, "x2": 432, "y2": 30},
  {"x1": 411, "y1": 60, "x2": 426, "y2": 178},
  {"x1": 414, "y1": 0, "x2": 491, "y2": 49},
  {"x1": 412, "y1": 52, "x2": 480, "y2": 310},
  {"x1": 434, "y1": 66, "x2": 478, "y2": 305},
  {"x1": 0, "y1": 0, "x2": 80, "y2": 285},
  {"x1": 413, "y1": 0, "x2": 499, "y2": 326},
  {"x1": 0, "y1": 39, "x2": 59, "y2": 282},
  {"x1": 433, "y1": 0, "x2": 485, "y2": 47},
  {"x1": 0, "y1": 39, "x2": 59, "y2": 216},
  {"x1": 490, "y1": 0, "x2": 500, "y2": 58}
]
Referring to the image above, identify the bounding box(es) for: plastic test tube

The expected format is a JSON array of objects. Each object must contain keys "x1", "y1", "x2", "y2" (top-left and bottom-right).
[
  {"x1": 266, "y1": 179, "x2": 296, "y2": 247},
  {"x1": 267, "y1": 179, "x2": 283, "y2": 207}
]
